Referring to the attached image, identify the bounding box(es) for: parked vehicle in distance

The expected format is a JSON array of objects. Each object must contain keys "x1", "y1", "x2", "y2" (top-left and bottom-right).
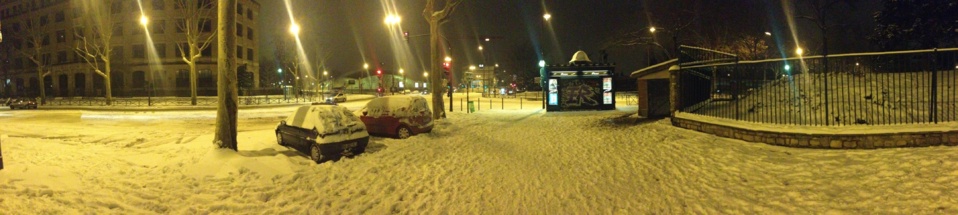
[
  {"x1": 9, "y1": 98, "x2": 38, "y2": 109},
  {"x1": 358, "y1": 95, "x2": 434, "y2": 139},
  {"x1": 324, "y1": 92, "x2": 346, "y2": 103},
  {"x1": 276, "y1": 104, "x2": 369, "y2": 163}
]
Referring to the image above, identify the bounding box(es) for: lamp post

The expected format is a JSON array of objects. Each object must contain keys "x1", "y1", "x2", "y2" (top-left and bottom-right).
[
  {"x1": 399, "y1": 68, "x2": 405, "y2": 94},
  {"x1": 362, "y1": 63, "x2": 369, "y2": 94},
  {"x1": 322, "y1": 70, "x2": 328, "y2": 97}
]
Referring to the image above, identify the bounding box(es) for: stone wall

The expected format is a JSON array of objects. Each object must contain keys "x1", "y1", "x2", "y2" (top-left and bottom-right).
[{"x1": 672, "y1": 117, "x2": 958, "y2": 149}]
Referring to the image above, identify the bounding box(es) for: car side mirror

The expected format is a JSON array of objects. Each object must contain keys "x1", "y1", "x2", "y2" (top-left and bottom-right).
[
  {"x1": 362, "y1": 111, "x2": 367, "y2": 116},
  {"x1": 280, "y1": 120, "x2": 286, "y2": 125}
]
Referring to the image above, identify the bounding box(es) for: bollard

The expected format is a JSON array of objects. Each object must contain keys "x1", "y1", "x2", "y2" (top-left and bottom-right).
[
  {"x1": 501, "y1": 97, "x2": 504, "y2": 110},
  {"x1": 489, "y1": 98, "x2": 492, "y2": 109},
  {"x1": 520, "y1": 97, "x2": 523, "y2": 109},
  {"x1": 0, "y1": 135, "x2": 4, "y2": 170},
  {"x1": 460, "y1": 98, "x2": 463, "y2": 112}
]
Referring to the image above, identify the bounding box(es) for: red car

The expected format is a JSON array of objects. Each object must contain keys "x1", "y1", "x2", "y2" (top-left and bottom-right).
[{"x1": 359, "y1": 95, "x2": 434, "y2": 139}]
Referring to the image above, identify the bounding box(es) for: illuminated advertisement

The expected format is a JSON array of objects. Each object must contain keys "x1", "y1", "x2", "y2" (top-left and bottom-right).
[
  {"x1": 603, "y1": 77, "x2": 613, "y2": 104},
  {"x1": 548, "y1": 79, "x2": 559, "y2": 105},
  {"x1": 558, "y1": 78, "x2": 602, "y2": 110}
]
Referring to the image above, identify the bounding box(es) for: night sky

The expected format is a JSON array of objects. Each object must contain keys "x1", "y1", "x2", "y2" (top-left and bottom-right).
[{"x1": 258, "y1": 0, "x2": 882, "y2": 83}]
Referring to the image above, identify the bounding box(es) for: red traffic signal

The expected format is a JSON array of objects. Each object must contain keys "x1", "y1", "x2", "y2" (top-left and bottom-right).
[{"x1": 376, "y1": 70, "x2": 383, "y2": 76}]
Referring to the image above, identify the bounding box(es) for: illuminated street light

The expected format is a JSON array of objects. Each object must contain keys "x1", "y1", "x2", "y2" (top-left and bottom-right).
[
  {"x1": 765, "y1": 31, "x2": 772, "y2": 36},
  {"x1": 323, "y1": 71, "x2": 328, "y2": 76},
  {"x1": 444, "y1": 56, "x2": 452, "y2": 62},
  {"x1": 399, "y1": 69, "x2": 404, "y2": 74},
  {"x1": 363, "y1": 63, "x2": 369, "y2": 70},
  {"x1": 796, "y1": 47, "x2": 805, "y2": 56},
  {"x1": 469, "y1": 65, "x2": 476, "y2": 71},
  {"x1": 649, "y1": 27, "x2": 656, "y2": 33},
  {"x1": 478, "y1": 46, "x2": 484, "y2": 51},
  {"x1": 384, "y1": 14, "x2": 402, "y2": 25},
  {"x1": 139, "y1": 15, "x2": 149, "y2": 26},
  {"x1": 538, "y1": 60, "x2": 546, "y2": 68},
  {"x1": 424, "y1": 72, "x2": 429, "y2": 77},
  {"x1": 543, "y1": 13, "x2": 552, "y2": 21},
  {"x1": 485, "y1": 38, "x2": 491, "y2": 42},
  {"x1": 289, "y1": 23, "x2": 301, "y2": 35}
]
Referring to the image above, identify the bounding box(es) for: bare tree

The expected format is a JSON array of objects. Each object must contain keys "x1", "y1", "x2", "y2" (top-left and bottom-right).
[
  {"x1": 175, "y1": 0, "x2": 217, "y2": 105},
  {"x1": 275, "y1": 38, "x2": 303, "y2": 93},
  {"x1": 214, "y1": 0, "x2": 239, "y2": 150},
  {"x1": 73, "y1": 0, "x2": 118, "y2": 105},
  {"x1": 18, "y1": 17, "x2": 52, "y2": 102},
  {"x1": 423, "y1": 0, "x2": 463, "y2": 120}
]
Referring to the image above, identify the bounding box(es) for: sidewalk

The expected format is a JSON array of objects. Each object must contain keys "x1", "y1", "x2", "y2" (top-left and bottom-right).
[{"x1": 30, "y1": 94, "x2": 379, "y2": 112}]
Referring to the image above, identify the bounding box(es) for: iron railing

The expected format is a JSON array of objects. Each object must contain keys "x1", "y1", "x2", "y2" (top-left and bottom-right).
[{"x1": 677, "y1": 47, "x2": 958, "y2": 126}]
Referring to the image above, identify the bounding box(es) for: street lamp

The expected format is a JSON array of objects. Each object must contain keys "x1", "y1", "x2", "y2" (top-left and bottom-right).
[
  {"x1": 478, "y1": 45, "x2": 483, "y2": 51},
  {"x1": 649, "y1": 27, "x2": 656, "y2": 33},
  {"x1": 543, "y1": 13, "x2": 552, "y2": 21},
  {"x1": 384, "y1": 15, "x2": 402, "y2": 25},
  {"x1": 795, "y1": 47, "x2": 805, "y2": 56},
  {"x1": 139, "y1": 15, "x2": 149, "y2": 26},
  {"x1": 289, "y1": 23, "x2": 300, "y2": 35},
  {"x1": 765, "y1": 31, "x2": 772, "y2": 36}
]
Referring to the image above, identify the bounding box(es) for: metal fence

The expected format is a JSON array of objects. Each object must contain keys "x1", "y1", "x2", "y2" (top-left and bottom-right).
[
  {"x1": 677, "y1": 47, "x2": 958, "y2": 126},
  {"x1": 43, "y1": 95, "x2": 322, "y2": 107}
]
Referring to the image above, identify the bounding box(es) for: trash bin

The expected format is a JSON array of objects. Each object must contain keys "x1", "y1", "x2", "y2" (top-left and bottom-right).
[{"x1": 467, "y1": 101, "x2": 475, "y2": 113}]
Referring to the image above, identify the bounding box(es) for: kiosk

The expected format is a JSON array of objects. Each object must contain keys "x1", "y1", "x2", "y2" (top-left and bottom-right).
[{"x1": 544, "y1": 51, "x2": 616, "y2": 111}]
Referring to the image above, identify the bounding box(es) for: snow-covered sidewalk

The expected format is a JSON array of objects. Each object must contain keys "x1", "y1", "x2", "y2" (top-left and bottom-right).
[{"x1": 0, "y1": 108, "x2": 956, "y2": 214}]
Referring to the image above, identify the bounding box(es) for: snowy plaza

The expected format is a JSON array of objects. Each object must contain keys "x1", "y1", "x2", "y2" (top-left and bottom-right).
[{"x1": 1, "y1": 97, "x2": 957, "y2": 214}]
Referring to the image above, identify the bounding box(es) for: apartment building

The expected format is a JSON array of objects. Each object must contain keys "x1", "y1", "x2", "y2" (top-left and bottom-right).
[{"x1": 0, "y1": 0, "x2": 259, "y2": 97}]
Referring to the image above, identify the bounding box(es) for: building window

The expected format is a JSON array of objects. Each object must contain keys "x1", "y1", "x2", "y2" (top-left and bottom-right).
[
  {"x1": 175, "y1": 19, "x2": 185, "y2": 33},
  {"x1": 111, "y1": 72, "x2": 124, "y2": 88},
  {"x1": 155, "y1": 43, "x2": 167, "y2": 58},
  {"x1": 42, "y1": 53, "x2": 51, "y2": 65},
  {"x1": 200, "y1": 19, "x2": 212, "y2": 32},
  {"x1": 236, "y1": 45, "x2": 243, "y2": 59},
  {"x1": 246, "y1": 9, "x2": 253, "y2": 20},
  {"x1": 247, "y1": 48, "x2": 254, "y2": 60},
  {"x1": 237, "y1": 3, "x2": 243, "y2": 14},
  {"x1": 152, "y1": 0, "x2": 165, "y2": 10},
  {"x1": 198, "y1": 70, "x2": 214, "y2": 87},
  {"x1": 57, "y1": 51, "x2": 68, "y2": 63},
  {"x1": 113, "y1": 24, "x2": 123, "y2": 36},
  {"x1": 111, "y1": 2, "x2": 121, "y2": 14},
  {"x1": 56, "y1": 30, "x2": 66, "y2": 43},
  {"x1": 247, "y1": 27, "x2": 253, "y2": 40},
  {"x1": 42, "y1": 34, "x2": 50, "y2": 45},
  {"x1": 133, "y1": 21, "x2": 142, "y2": 35},
  {"x1": 73, "y1": 27, "x2": 85, "y2": 40},
  {"x1": 201, "y1": 44, "x2": 212, "y2": 56},
  {"x1": 40, "y1": 15, "x2": 48, "y2": 26},
  {"x1": 236, "y1": 23, "x2": 243, "y2": 37},
  {"x1": 133, "y1": 71, "x2": 146, "y2": 87},
  {"x1": 133, "y1": 44, "x2": 145, "y2": 59},
  {"x1": 176, "y1": 70, "x2": 190, "y2": 88},
  {"x1": 55, "y1": 11, "x2": 64, "y2": 22},
  {"x1": 112, "y1": 46, "x2": 124, "y2": 60},
  {"x1": 153, "y1": 20, "x2": 165, "y2": 34}
]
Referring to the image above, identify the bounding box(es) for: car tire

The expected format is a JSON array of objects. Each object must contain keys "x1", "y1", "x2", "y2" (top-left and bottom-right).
[
  {"x1": 276, "y1": 132, "x2": 285, "y2": 146},
  {"x1": 397, "y1": 126, "x2": 412, "y2": 139},
  {"x1": 309, "y1": 142, "x2": 324, "y2": 163},
  {"x1": 353, "y1": 137, "x2": 369, "y2": 155}
]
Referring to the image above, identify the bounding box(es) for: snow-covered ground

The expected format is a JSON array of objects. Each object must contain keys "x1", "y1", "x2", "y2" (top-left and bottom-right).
[{"x1": 1, "y1": 97, "x2": 957, "y2": 214}]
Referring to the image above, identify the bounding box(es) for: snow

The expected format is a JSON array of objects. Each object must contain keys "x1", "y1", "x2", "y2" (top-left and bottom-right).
[
  {"x1": 283, "y1": 105, "x2": 368, "y2": 143},
  {"x1": 677, "y1": 112, "x2": 958, "y2": 135},
  {"x1": 0, "y1": 98, "x2": 957, "y2": 214},
  {"x1": 359, "y1": 95, "x2": 430, "y2": 118}
]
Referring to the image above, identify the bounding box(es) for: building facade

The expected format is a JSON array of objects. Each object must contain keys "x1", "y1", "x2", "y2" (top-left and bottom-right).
[{"x1": 0, "y1": 0, "x2": 259, "y2": 98}]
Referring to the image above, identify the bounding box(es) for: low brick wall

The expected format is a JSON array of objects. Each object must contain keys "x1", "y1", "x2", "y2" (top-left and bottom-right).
[{"x1": 672, "y1": 117, "x2": 958, "y2": 149}]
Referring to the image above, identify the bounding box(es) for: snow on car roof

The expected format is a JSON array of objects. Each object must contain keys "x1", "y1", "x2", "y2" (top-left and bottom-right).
[
  {"x1": 363, "y1": 95, "x2": 430, "y2": 118},
  {"x1": 284, "y1": 105, "x2": 352, "y2": 134}
]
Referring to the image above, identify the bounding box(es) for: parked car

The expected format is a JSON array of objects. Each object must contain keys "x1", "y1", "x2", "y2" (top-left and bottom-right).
[
  {"x1": 358, "y1": 95, "x2": 434, "y2": 139},
  {"x1": 9, "y1": 98, "x2": 38, "y2": 109},
  {"x1": 324, "y1": 92, "x2": 346, "y2": 103},
  {"x1": 276, "y1": 104, "x2": 369, "y2": 163}
]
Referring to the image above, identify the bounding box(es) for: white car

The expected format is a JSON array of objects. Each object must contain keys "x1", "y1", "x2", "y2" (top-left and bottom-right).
[
  {"x1": 276, "y1": 104, "x2": 369, "y2": 163},
  {"x1": 325, "y1": 93, "x2": 346, "y2": 103}
]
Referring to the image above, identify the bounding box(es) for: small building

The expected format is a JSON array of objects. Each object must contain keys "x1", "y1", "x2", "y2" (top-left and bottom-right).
[
  {"x1": 543, "y1": 51, "x2": 616, "y2": 111},
  {"x1": 630, "y1": 59, "x2": 677, "y2": 118}
]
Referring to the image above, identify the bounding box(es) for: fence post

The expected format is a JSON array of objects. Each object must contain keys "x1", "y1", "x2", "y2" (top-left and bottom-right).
[
  {"x1": 501, "y1": 96, "x2": 504, "y2": 110},
  {"x1": 931, "y1": 48, "x2": 939, "y2": 123}
]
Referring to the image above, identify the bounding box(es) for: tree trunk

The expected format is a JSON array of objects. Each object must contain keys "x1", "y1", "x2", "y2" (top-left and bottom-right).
[
  {"x1": 189, "y1": 62, "x2": 197, "y2": 105},
  {"x1": 428, "y1": 19, "x2": 446, "y2": 119},
  {"x1": 37, "y1": 69, "x2": 45, "y2": 104},
  {"x1": 104, "y1": 62, "x2": 113, "y2": 105},
  {"x1": 214, "y1": 0, "x2": 239, "y2": 150}
]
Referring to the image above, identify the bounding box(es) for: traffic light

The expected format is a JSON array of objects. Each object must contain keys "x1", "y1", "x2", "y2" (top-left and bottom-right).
[
  {"x1": 376, "y1": 70, "x2": 383, "y2": 77},
  {"x1": 403, "y1": 31, "x2": 409, "y2": 41}
]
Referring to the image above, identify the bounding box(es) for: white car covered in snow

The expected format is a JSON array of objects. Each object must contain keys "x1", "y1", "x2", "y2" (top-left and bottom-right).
[{"x1": 276, "y1": 104, "x2": 370, "y2": 163}]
